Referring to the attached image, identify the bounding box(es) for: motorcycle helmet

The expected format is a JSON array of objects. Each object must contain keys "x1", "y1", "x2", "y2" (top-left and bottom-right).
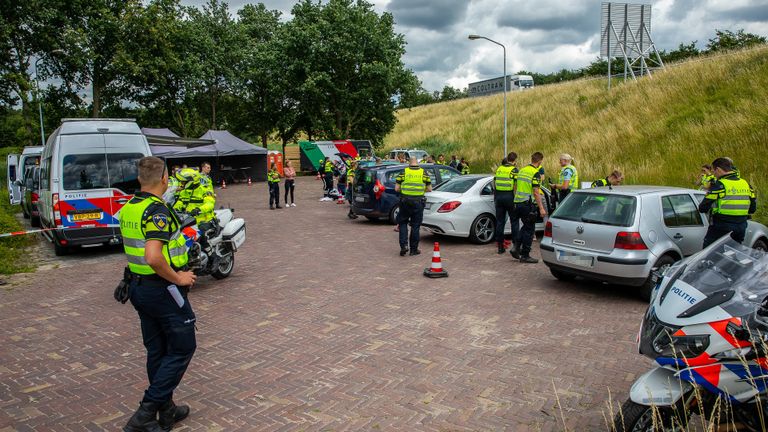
[{"x1": 175, "y1": 168, "x2": 201, "y2": 188}]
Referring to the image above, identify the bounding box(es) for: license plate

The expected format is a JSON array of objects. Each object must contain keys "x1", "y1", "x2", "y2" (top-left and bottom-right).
[
  {"x1": 71, "y1": 212, "x2": 101, "y2": 222},
  {"x1": 355, "y1": 196, "x2": 366, "y2": 202},
  {"x1": 556, "y1": 250, "x2": 594, "y2": 268}
]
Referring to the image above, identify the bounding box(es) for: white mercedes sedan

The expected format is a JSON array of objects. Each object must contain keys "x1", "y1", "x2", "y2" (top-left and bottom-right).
[{"x1": 422, "y1": 175, "x2": 553, "y2": 244}]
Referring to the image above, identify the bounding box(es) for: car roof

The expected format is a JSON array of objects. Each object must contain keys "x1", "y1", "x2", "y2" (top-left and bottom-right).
[
  {"x1": 21, "y1": 146, "x2": 43, "y2": 155},
  {"x1": 59, "y1": 118, "x2": 142, "y2": 135},
  {"x1": 576, "y1": 185, "x2": 702, "y2": 196},
  {"x1": 361, "y1": 163, "x2": 455, "y2": 171}
]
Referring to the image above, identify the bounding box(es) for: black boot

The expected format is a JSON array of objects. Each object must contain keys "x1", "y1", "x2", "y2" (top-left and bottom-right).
[
  {"x1": 497, "y1": 242, "x2": 506, "y2": 254},
  {"x1": 124, "y1": 401, "x2": 163, "y2": 432},
  {"x1": 509, "y1": 243, "x2": 521, "y2": 260},
  {"x1": 400, "y1": 247, "x2": 408, "y2": 256},
  {"x1": 158, "y1": 400, "x2": 190, "y2": 431}
]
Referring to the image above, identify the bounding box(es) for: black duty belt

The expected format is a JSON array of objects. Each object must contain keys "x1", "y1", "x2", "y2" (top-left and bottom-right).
[{"x1": 130, "y1": 272, "x2": 168, "y2": 283}]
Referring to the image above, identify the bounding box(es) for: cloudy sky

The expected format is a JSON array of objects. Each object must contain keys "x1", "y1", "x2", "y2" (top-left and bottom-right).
[{"x1": 183, "y1": 0, "x2": 768, "y2": 91}]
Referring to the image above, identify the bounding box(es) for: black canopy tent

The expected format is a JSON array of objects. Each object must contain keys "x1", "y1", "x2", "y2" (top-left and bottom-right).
[{"x1": 144, "y1": 128, "x2": 268, "y2": 182}]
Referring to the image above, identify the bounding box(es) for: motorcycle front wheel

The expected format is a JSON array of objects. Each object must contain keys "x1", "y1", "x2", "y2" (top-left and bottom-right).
[
  {"x1": 613, "y1": 398, "x2": 690, "y2": 432},
  {"x1": 211, "y1": 251, "x2": 234, "y2": 279}
]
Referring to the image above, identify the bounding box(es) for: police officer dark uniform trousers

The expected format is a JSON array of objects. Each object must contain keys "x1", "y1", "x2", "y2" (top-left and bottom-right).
[
  {"x1": 698, "y1": 157, "x2": 756, "y2": 248},
  {"x1": 395, "y1": 157, "x2": 432, "y2": 256},
  {"x1": 494, "y1": 152, "x2": 518, "y2": 254},
  {"x1": 512, "y1": 152, "x2": 547, "y2": 263},
  {"x1": 119, "y1": 156, "x2": 197, "y2": 432}
]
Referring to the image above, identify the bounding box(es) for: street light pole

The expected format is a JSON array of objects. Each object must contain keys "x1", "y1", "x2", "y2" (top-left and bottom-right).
[
  {"x1": 33, "y1": 57, "x2": 45, "y2": 147},
  {"x1": 468, "y1": 34, "x2": 507, "y2": 157},
  {"x1": 32, "y1": 50, "x2": 63, "y2": 147}
]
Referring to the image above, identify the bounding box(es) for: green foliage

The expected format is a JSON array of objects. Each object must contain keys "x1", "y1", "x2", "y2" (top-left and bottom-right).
[
  {"x1": 384, "y1": 46, "x2": 768, "y2": 225},
  {"x1": 0, "y1": 146, "x2": 33, "y2": 274},
  {"x1": 707, "y1": 29, "x2": 768, "y2": 52}
]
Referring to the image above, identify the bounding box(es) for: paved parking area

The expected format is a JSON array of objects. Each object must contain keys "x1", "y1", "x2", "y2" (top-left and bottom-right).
[{"x1": 0, "y1": 177, "x2": 650, "y2": 431}]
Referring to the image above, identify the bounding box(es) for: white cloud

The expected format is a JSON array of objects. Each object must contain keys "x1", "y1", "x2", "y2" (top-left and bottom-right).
[{"x1": 181, "y1": 0, "x2": 768, "y2": 91}]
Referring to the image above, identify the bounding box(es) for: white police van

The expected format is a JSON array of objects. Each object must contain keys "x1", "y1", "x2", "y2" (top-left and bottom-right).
[
  {"x1": 38, "y1": 119, "x2": 151, "y2": 255},
  {"x1": 7, "y1": 146, "x2": 43, "y2": 205}
]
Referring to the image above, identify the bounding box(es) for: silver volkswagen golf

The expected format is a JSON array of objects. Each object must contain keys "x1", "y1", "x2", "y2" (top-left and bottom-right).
[{"x1": 540, "y1": 186, "x2": 768, "y2": 300}]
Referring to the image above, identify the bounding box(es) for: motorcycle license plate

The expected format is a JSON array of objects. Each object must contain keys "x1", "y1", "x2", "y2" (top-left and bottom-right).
[
  {"x1": 71, "y1": 212, "x2": 101, "y2": 222},
  {"x1": 556, "y1": 250, "x2": 594, "y2": 268},
  {"x1": 355, "y1": 196, "x2": 366, "y2": 202}
]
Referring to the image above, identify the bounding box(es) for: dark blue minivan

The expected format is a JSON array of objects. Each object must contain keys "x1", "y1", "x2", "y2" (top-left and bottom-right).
[{"x1": 351, "y1": 163, "x2": 461, "y2": 223}]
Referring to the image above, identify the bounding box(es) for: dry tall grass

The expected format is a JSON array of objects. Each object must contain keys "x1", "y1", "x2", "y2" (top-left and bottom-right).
[{"x1": 384, "y1": 46, "x2": 768, "y2": 223}]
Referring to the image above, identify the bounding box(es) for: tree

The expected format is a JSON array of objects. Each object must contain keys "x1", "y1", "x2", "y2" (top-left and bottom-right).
[
  {"x1": 118, "y1": 0, "x2": 204, "y2": 136},
  {"x1": 0, "y1": 0, "x2": 69, "y2": 143},
  {"x1": 438, "y1": 85, "x2": 465, "y2": 102},
  {"x1": 286, "y1": 0, "x2": 411, "y2": 144},
  {"x1": 186, "y1": 0, "x2": 245, "y2": 130},
  {"x1": 233, "y1": 3, "x2": 283, "y2": 146},
  {"x1": 660, "y1": 41, "x2": 699, "y2": 64},
  {"x1": 51, "y1": 0, "x2": 142, "y2": 117},
  {"x1": 397, "y1": 71, "x2": 435, "y2": 108},
  {"x1": 706, "y1": 29, "x2": 767, "y2": 52}
]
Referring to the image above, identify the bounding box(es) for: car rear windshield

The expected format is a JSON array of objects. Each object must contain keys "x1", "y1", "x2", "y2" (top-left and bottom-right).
[
  {"x1": 62, "y1": 153, "x2": 143, "y2": 192},
  {"x1": 552, "y1": 193, "x2": 637, "y2": 227},
  {"x1": 434, "y1": 177, "x2": 480, "y2": 193},
  {"x1": 354, "y1": 169, "x2": 375, "y2": 186},
  {"x1": 63, "y1": 154, "x2": 108, "y2": 190}
]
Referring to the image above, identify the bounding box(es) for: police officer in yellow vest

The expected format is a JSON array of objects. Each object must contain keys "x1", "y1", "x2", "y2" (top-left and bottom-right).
[
  {"x1": 119, "y1": 157, "x2": 196, "y2": 432},
  {"x1": 511, "y1": 152, "x2": 547, "y2": 263},
  {"x1": 322, "y1": 157, "x2": 335, "y2": 200},
  {"x1": 395, "y1": 157, "x2": 432, "y2": 256},
  {"x1": 551, "y1": 153, "x2": 578, "y2": 202},
  {"x1": 698, "y1": 157, "x2": 756, "y2": 248},
  {"x1": 494, "y1": 152, "x2": 518, "y2": 254},
  {"x1": 200, "y1": 161, "x2": 215, "y2": 197}
]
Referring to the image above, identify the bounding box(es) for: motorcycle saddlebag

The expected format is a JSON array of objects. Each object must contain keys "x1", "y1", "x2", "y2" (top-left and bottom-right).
[{"x1": 222, "y1": 218, "x2": 246, "y2": 251}]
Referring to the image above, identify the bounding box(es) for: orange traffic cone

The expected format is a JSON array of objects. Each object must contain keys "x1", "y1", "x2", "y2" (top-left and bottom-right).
[
  {"x1": 423, "y1": 242, "x2": 449, "y2": 278},
  {"x1": 221, "y1": 179, "x2": 227, "y2": 189},
  {"x1": 247, "y1": 177, "x2": 252, "y2": 186}
]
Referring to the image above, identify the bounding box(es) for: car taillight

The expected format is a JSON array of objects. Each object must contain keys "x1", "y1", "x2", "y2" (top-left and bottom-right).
[
  {"x1": 373, "y1": 180, "x2": 385, "y2": 200},
  {"x1": 544, "y1": 221, "x2": 552, "y2": 237},
  {"x1": 31, "y1": 192, "x2": 39, "y2": 203},
  {"x1": 53, "y1": 193, "x2": 62, "y2": 226},
  {"x1": 437, "y1": 201, "x2": 462, "y2": 213},
  {"x1": 614, "y1": 232, "x2": 647, "y2": 250}
]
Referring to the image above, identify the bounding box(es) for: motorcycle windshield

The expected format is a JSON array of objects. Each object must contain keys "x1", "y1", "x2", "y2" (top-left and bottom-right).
[
  {"x1": 654, "y1": 236, "x2": 768, "y2": 325},
  {"x1": 163, "y1": 185, "x2": 178, "y2": 206}
]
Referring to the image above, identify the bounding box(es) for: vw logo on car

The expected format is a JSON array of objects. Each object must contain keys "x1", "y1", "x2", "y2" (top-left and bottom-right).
[{"x1": 576, "y1": 225, "x2": 584, "y2": 234}]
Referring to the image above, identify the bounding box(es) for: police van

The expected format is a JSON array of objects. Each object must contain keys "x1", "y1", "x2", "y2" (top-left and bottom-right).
[
  {"x1": 7, "y1": 146, "x2": 43, "y2": 205},
  {"x1": 38, "y1": 119, "x2": 151, "y2": 255}
]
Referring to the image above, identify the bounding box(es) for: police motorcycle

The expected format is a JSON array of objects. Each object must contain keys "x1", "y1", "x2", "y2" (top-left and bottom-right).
[
  {"x1": 614, "y1": 236, "x2": 768, "y2": 431},
  {"x1": 163, "y1": 186, "x2": 246, "y2": 279}
]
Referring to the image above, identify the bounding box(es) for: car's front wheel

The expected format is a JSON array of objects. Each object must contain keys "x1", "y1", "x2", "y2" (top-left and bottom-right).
[{"x1": 469, "y1": 214, "x2": 496, "y2": 244}]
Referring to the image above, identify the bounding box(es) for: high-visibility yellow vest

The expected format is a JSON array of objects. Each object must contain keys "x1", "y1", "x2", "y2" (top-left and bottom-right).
[
  {"x1": 461, "y1": 164, "x2": 470, "y2": 175},
  {"x1": 268, "y1": 169, "x2": 280, "y2": 183},
  {"x1": 400, "y1": 167, "x2": 427, "y2": 196},
  {"x1": 559, "y1": 164, "x2": 579, "y2": 190},
  {"x1": 713, "y1": 178, "x2": 754, "y2": 216},
  {"x1": 324, "y1": 161, "x2": 334, "y2": 173},
  {"x1": 494, "y1": 165, "x2": 515, "y2": 191},
  {"x1": 120, "y1": 194, "x2": 189, "y2": 275},
  {"x1": 185, "y1": 185, "x2": 215, "y2": 224},
  {"x1": 515, "y1": 165, "x2": 539, "y2": 203},
  {"x1": 591, "y1": 178, "x2": 609, "y2": 188}
]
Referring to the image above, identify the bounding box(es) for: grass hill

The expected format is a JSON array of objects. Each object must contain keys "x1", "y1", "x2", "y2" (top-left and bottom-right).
[{"x1": 383, "y1": 46, "x2": 768, "y2": 224}]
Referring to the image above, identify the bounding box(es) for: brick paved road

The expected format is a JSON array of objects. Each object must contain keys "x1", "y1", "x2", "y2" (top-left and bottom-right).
[{"x1": 0, "y1": 177, "x2": 650, "y2": 431}]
